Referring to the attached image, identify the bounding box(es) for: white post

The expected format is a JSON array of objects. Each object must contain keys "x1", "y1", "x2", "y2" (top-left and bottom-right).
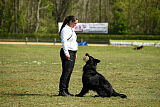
[
  {"x1": 25, "y1": 37, "x2": 28, "y2": 45},
  {"x1": 54, "y1": 38, "x2": 56, "y2": 45}
]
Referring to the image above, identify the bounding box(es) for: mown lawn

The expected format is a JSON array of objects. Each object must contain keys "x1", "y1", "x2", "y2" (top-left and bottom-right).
[
  {"x1": 110, "y1": 40, "x2": 160, "y2": 44},
  {"x1": 0, "y1": 44, "x2": 160, "y2": 107}
]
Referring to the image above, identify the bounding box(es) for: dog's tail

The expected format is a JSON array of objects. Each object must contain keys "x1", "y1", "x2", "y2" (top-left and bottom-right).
[
  {"x1": 112, "y1": 90, "x2": 127, "y2": 98},
  {"x1": 119, "y1": 94, "x2": 127, "y2": 98}
]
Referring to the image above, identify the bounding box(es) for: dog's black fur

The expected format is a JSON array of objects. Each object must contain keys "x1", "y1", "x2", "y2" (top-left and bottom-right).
[
  {"x1": 134, "y1": 45, "x2": 144, "y2": 50},
  {"x1": 76, "y1": 53, "x2": 127, "y2": 98}
]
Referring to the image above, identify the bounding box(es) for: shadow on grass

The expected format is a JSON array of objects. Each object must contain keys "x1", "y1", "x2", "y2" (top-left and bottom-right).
[
  {"x1": 2, "y1": 93, "x2": 100, "y2": 98},
  {"x1": 2, "y1": 92, "x2": 113, "y2": 99},
  {"x1": 2, "y1": 93, "x2": 59, "y2": 97}
]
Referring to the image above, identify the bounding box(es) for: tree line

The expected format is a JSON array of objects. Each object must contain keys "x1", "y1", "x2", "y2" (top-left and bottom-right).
[{"x1": 0, "y1": 0, "x2": 160, "y2": 35}]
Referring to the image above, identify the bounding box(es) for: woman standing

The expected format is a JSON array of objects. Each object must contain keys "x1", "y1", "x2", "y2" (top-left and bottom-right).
[{"x1": 59, "y1": 16, "x2": 78, "y2": 96}]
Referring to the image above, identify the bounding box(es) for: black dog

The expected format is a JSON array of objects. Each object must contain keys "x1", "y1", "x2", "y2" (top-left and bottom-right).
[
  {"x1": 76, "y1": 53, "x2": 127, "y2": 98},
  {"x1": 134, "y1": 45, "x2": 144, "y2": 50}
]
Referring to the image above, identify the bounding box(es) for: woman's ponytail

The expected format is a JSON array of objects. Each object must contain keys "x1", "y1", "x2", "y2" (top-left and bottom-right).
[{"x1": 59, "y1": 16, "x2": 78, "y2": 36}]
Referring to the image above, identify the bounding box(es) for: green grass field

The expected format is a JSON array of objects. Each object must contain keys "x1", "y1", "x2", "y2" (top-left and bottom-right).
[
  {"x1": 0, "y1": 44, "x2": 160, "y2": 107},
  {"x1": 110, "y1": 40, "x2": 160, "y2": 44}
]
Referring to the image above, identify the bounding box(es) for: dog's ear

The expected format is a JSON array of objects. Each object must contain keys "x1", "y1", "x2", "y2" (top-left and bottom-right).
[{"x1": 94, "y1": 59, "x2": 100, "y2": 63}]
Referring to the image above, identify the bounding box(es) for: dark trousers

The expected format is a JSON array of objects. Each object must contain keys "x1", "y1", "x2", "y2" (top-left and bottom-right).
[{"x1": 59, "y1": 48, "x2": 76, "y2": 92}]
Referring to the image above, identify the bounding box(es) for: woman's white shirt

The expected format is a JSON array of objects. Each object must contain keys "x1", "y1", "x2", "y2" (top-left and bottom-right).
[{"x1": 61, "y1": 24, "x2": 78, "y2": 56}]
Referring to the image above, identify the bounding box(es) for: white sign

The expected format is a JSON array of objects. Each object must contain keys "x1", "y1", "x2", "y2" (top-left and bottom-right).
[{"x1": 58, "y1": 22, "x2": 108, "y2": 34}]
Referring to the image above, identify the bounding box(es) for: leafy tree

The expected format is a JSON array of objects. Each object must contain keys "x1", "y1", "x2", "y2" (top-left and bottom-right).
[
  {"x1": 111, "y1": 1, "x2": 129, "y2": 34},
  {"x1": 0, "y1": 0, "x2": 160, "y2": 34},
  {"x1": 51, "y1": 0, "x2": 72, "y2": 23}
]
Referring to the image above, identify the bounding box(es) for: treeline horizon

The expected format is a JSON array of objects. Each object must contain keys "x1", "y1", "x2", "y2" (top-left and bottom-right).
[{"x1": 0, "y1": 0, "x2": 160, "y2": 35}]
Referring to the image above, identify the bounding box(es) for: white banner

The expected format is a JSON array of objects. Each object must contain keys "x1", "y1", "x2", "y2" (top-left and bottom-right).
[{"x1": 58, "y1": 22, "x2": 108, "y2": 34}]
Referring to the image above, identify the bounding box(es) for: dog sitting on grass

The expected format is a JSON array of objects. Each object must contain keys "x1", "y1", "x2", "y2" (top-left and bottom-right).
[{"x1": 76, "y1": 53, "x2": 127, "y2": 98}]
